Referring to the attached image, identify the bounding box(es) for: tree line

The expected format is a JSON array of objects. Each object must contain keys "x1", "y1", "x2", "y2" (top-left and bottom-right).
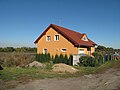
[
  {"x1": 0, "y1": 47, "x2": 37, "y2": 52},
  {"x1": 36, "y1": 53, "x2": 73, "y2": 65},
  {"x1": 95, "y1": 45, "x2": 120, "y2": 54}
]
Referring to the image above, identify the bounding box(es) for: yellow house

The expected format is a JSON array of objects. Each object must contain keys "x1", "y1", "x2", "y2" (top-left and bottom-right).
[{"x1": 34, "y1": 24, "x2": 96, "y2": 57}]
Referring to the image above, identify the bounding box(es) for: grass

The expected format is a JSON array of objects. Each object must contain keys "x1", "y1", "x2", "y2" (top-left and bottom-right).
[
  {"x1": 0, "y1": 66, "x2": 72, "y2": 89},
  {"x1": 0, "y1": 60, "x2": 120, "y2": 89},
  {"x1": 1, "y1": 60, "x2": 120, "y2": 81},
  {"x1": 0, "y1": 67, "x2": 70, "y2": 81},
  {"x1": 74, "y1": 60, "x2": 120, "y2": 74},
  {"x1": 95, "y1": 60, "x2": 120, "y2": 73},
  {"x1": 1, "y1": 60, "x2": 120, "y2": 80}
]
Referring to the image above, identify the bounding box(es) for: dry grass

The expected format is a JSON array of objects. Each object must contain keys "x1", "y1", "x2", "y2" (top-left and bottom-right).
[{"x1": 0, "y1": 52, "x2": 35, "y2": 67}]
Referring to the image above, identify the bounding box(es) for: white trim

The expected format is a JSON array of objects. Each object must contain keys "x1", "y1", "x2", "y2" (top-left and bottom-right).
[
  {"x1": 43, "y1": 49, "x2": 48, "y2": 54},
  {"x1": 78, "y1": 49, "x2": 85, "y2": 54},
  {"x1": 46, "y1": 36, "x2": 51, "y2": 42},
  {"x1": 81, "y1": 35, "x2": 88, "y2": 41},
  {"x1": 61, "y1": 48, "x2": 67, "y2": 52},
  {"x1": 54, "y1": 35, "x2": 60, "y2": 41}
]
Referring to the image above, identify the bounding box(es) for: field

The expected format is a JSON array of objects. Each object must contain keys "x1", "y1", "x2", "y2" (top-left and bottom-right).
[
  {"x1": 0, "y1": 52, "x2": 35, "y2": 67},
  {"x1": 0, "y1": 52, "x2": 120, "y2": 90}
]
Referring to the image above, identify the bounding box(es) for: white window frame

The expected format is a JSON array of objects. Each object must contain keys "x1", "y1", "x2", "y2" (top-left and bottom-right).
[
  {"x1": 78, "y1": 49, "x2": 85, "y2": 54},
  {"x1": 54, "y1": 35, "x2": 60, "y2": 41},
  {"x1": 82, "y1": 36, "x2": 88, "y2": 41},
  {"x1": 46, "y1": 36, "x2": 51, "y2": 42},
  {"x1": 43, "y1": 49, "x2": 48, "y2": 54},
  {"x1": 61, "y1": 48, "x2": 67, "y2": 52}
]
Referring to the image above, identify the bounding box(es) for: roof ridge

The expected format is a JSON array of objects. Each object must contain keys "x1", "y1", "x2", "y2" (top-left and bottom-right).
[{"x1": 51, "y1": 24, "x2": 82, "y2": 34}]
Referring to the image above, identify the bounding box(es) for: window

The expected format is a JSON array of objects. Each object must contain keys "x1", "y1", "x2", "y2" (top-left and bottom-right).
[
  {"x1": 83, "y1": 37, "x2": 86, "y2": 41},
  {"x1": 78, "y1": 49, "x2": 84, "y2": 54},
  {"x1": 43, "y1": 49, "x2": 48, "y2": 54},
  {"x1": 61, "y1": 48, "x2": 66, "y2": 52},
  {"x1": 82, "y1": 36, "x2": 88, "y2": 41},
  {"x1": 46, "y1": 36, "x2": 51, "y2": 42},
  {"x1": 54, "y1": 35, "x2": 59, "y2": 41}
]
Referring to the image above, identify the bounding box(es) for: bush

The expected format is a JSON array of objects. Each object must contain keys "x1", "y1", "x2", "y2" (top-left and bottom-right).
[
  {"x1": 79, "y1": 56, "x2": 94, "y2": 67},
  {"x1": 79, "y1": 52, "x2": 105, "y2": 67},
  {"x1": 92, "y1": 52, "x2": 105, "y2": 66},
  {"x1": 53, "y1": 54, "x2": 72, "y2": 65},
  {"x1": 36, "y1": 53, "x2": 51, "y2": 63},
  {"x1": 64, "y1": 54, "x2": 68, "y2": 64},
  {"x1": 53, "y1": 54, "x2": 59, "y2": 64},
  {"x1": 59, "y1": 54, "x2": 64, "y2": 63},
  {"x1": 67, "y1": 55, "x2": 73, "y2": 65}
]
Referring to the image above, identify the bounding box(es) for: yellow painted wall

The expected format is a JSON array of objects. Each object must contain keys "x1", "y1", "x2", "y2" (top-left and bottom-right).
[
  {"x1": 36, "y1": 27, "x2": 95, "y2": 56},
  {"x1": 37, "y1": 27, "x2": 78, "y2": 56},
  {"x1": 91, "y1": 47, "x2": 95, "y2": 53}
]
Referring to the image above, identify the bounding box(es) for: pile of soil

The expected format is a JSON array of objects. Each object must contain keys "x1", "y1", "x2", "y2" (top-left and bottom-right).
[
  {"x1": 52, "y1": 63, "x2": 78, "y2": 74},
  {"x1": 26, "y1": 61, "x2": 45, "y2": 68}
]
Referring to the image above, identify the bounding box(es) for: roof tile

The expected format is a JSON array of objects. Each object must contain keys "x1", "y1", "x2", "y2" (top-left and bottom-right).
[{"x1": 34, "y1": 24, "x2": 96, "y2": 47}]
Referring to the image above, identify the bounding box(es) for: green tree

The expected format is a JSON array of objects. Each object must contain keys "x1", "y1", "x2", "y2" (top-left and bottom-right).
[
  {"x1": 54, "y1": 54, "x2": 59, "y2": 64},
  {"x1": 64, "y1": 54, "x2": 68, "y2": 64},
  {"x1": 59, "y1": 54, "x2": 64, "y2": 63},
  {"x1": 68, "y1": 55, "x2": 73, "y2": 65}
]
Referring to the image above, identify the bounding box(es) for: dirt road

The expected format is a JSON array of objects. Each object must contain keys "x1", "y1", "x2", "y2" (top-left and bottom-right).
[{"x1": 11, "y1": 68, "x2": 120, "y2": 90}]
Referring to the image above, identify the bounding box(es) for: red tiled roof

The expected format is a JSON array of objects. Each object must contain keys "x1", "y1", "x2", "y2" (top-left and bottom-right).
[{"x1": 34, "y1": 24, "x2": 96, "y2": 47}]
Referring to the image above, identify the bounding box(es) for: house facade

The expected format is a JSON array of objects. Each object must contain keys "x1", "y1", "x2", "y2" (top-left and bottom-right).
[{"x1": 34, "y1": 24, "x2": 96, "y2": 57}]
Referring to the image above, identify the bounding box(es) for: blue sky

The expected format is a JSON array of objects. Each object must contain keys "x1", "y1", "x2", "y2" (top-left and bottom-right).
[{"x1": 0, "y1": 0, "x2": 120, "y2": 48}]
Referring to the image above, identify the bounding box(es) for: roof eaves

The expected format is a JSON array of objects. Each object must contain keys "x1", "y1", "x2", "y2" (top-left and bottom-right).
[{"x1": 34, "y1": 24, "x2": 52, "y2": 44}]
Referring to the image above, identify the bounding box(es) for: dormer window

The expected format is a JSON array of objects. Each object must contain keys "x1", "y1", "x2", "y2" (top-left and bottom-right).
[
  {"x1": 46, "y1": 36, "x2": 51, "y2": 42},
  {"x1": 54, "y1": 35, "x2": 59, "y2": 41},
  {"x1": 83, "y1": 37, "x2": 86, "y2": 41},
  {"x1": 82, "y1": 36, "x2": 88, "y2": 41}
]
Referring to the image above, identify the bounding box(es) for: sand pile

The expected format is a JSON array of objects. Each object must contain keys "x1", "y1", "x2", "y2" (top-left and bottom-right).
[
  {"x1": 26, "y1": 61, "x2": 45, "y2": 68},
  {"x1": 52, "y1": 63, "x2": 78, "y2": 74}
]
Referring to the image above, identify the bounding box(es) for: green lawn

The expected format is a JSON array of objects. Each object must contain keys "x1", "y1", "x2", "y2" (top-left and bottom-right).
[{"x1": 0, "y1": 67, "x2": 70, "y2": 81}]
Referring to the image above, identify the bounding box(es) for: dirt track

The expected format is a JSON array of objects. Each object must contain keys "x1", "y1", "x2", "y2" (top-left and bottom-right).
[{"x1": 11, "y1": 68, "x2": 120, "y2": 90}]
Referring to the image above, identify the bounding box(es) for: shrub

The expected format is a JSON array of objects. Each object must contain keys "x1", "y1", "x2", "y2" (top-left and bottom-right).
[
  {"x1": 36, "y1": 53, "x2": 51, "y2": 63},
  {"x1": 78, "y1": 52, "x2": 106, "y2": 67},
  {"x1": 64, "y1": 54, "x2": 68, "y2": 64},
  {"x1": 67, "y1": 55, "x2": 73, "y2": 65},
  {"x1": 35, "y1": 53, "x2": 73, "y2": 66},
  {"x1": 53, "y1": 54, "x2": 59, "y2": 64},
  {"x1": 79, "y1": 56, "x2": 97, "y2": 67},
  {"x1": 53, "y1": 54, "x2": 72, "y2": 65},
  {"x1": 59, "y1": 54, "x2": 64, "y2": 63}
]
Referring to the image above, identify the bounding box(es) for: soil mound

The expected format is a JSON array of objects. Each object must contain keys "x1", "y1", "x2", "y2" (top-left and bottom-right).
[
  {"x1": 52, "y1": 63, "x2": 78, "y2": 74},
  {"x1": 26, "y1": 61, "x2": 45, "y2": 68}
]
